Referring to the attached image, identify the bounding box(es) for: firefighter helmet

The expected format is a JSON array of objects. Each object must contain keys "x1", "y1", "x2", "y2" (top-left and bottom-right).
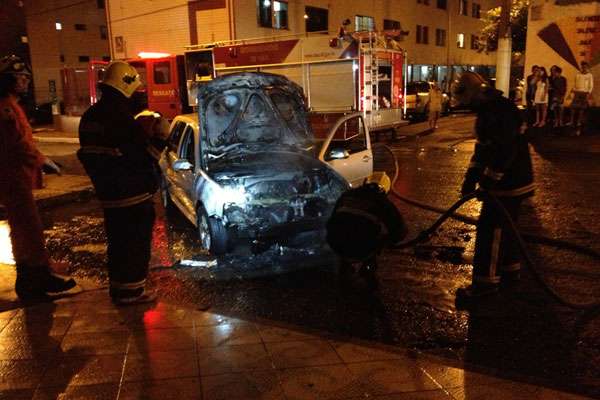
[
  {"x1": 452, "y1": 71, "x2": 489, "y2": 106},
  {"x1": 0, "y1": 55, "x2": 32, "y2": 76},
  {"x1": 101, "y1": 61, "x2": 142, "y2": 98}
]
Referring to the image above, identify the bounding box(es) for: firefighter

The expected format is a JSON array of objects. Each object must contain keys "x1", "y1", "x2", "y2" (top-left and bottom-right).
[
  {"x1": 0, "y1": 55, "x2": 77, "y2": 300},
  {"x1": 453, "y1": 72, "x2": 534, "y2": 302},
  {"x1": 78, "y1": 61, "x2": 166, "y2": 305},
  {"x1": 327, "y1": 183, "x2": 407, "y2": 277}
]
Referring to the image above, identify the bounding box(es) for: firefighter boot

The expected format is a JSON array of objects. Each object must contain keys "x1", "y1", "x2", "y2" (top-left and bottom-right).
[
  {"x1": 455, "y1": 283, "x2": 499, "y2": 309},
  {"x1": 110, "y1": 286, "x2": 157, "y2": 306},
  {"x1": 15, "y1": 265, "x2": 78, "y2": 301}
]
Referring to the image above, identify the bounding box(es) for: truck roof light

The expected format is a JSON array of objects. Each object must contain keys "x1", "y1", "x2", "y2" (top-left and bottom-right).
[{"x1": 138, "y1": 52, "x2": 171, "y2": 59}]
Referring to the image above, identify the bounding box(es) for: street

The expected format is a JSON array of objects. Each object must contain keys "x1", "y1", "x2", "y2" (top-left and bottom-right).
[{"x1": 10, "y1": 114, "x2": 600, "y2": 397}]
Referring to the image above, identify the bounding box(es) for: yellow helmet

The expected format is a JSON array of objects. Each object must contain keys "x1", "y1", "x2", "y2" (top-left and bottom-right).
[{"x1": 101, "y1": 61, "x2": 141, "y2": 98}]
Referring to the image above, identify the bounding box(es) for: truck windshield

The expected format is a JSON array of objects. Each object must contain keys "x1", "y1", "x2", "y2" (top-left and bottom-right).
[{"x1": 204, "y1": 88, "x2": 312, "y2": 151}]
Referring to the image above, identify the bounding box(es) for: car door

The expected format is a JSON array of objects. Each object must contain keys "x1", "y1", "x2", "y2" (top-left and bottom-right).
[
  {"x1": 171, "y1": 124, "x2": 197, "y2": 219},
  {"x1": 319, "y1": 113, "x2": 372, "y2": 187},
  {"x1": 163, "y1": 119, "x2": 185, "y2": 188}
]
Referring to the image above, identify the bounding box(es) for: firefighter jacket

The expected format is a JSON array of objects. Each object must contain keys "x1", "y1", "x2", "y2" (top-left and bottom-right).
[
  {"x1": 78, "y1": 88, "x2": 164, "y2": 208},
  {"x1": 464, "y1": 89, "x2": 534, "y2": 198},
  {"x1": 0, "y1": 95, "x2": 44, "y2": 192}
]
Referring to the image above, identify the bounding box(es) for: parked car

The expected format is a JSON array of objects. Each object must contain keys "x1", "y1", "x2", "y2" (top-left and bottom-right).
[
  {"x1": 405, "y1": 81, "x2": 450, "y2": 120},
  {"x1": 159, "y1": 72, "x2": 375, "y2": 254}
]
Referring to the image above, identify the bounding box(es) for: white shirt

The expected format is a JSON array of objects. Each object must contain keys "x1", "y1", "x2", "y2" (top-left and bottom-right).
[{"x1": 574, "y1": 72, "x2": 593, "y2": 93}]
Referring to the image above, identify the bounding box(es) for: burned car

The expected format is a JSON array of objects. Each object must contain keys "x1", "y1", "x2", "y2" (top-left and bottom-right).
[{"x1": 159, "y1": 72, "x2": 351, "y2": 254}]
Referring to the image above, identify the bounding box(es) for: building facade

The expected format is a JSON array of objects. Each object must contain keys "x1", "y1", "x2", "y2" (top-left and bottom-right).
[
  {"x1": 106, "y1": 0, "x2": 499, "y2": 87},
  {"x1": 24, "y1": 0, "x2": 110, "y2": 108},
  {"x1": 525, "y1": 0, "x2": 600, "y2": 101},
  {"x1": 0, "y1": 1, "x2": 34, "y2": 109}
]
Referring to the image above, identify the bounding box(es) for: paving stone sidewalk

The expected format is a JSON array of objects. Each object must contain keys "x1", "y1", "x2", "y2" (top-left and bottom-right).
[{"x1": 0, "y1": 265, "x2": 592, "y2": 400}]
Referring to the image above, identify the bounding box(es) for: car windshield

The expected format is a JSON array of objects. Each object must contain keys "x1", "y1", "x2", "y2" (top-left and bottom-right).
[{"x1": 204, "y1": 87, "x2": 312, "y2": 151}]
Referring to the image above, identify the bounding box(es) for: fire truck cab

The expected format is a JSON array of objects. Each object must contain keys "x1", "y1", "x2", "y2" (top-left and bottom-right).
[{"x1": 88, "y1": 53, "x2": 193, "y2": 120}]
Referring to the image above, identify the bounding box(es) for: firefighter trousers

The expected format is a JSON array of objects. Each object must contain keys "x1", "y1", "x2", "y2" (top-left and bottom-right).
[
  {"x1": 472, "y1": 196, "x2": 522, "y2": 286},
  {"x1": 0, "y1": 179, "x2": 50, "y2": 268},
  {"x1": 103, "y1": 200, "x2": 155, "y2": 293}
]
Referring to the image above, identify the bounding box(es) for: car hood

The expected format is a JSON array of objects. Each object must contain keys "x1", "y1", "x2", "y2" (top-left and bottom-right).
[{"x1": 198, "y1": 72, "x2": 314, "y2": 157}]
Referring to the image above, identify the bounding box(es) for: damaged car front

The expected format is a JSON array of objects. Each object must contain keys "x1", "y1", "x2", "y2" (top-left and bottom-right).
[{"x1": 163, "y1": 72, "x2": 348, "y2": 254}]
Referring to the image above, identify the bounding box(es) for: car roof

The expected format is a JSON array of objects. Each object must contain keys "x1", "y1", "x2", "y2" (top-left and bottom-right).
[
  {"x1": 171, "y1": 113, "x2": 198, "y2": 129},
  {"x1": 172, "y1": 113, "x2": 198, "y2": 126}
]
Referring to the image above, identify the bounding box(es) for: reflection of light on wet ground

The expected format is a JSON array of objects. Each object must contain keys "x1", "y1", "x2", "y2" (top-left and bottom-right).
[{"x1": 0, "y1": 221, "x2": 15, "y2": 265}]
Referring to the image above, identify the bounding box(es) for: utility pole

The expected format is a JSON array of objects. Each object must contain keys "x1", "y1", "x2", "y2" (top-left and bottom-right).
[{"x1": 496, "y1": 0, "x2": 512, "y2": 97}]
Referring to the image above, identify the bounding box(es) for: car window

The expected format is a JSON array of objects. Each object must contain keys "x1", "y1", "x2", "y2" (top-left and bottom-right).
[
  {"x1": 153, "y1": 61, "x2": 171, "y2": 84},
  {"x1": 325, "y1": 116, "x2": 367, "y2": 160},
  {"x1": 178, "y1": 125, "x2": 195, "y2": 167},
  {"x1": 420, "y1": 82, "x2": 431, "y2": 93},
  {"x1": 168, "y1": 121, "x2": 186, "y2": 151}
]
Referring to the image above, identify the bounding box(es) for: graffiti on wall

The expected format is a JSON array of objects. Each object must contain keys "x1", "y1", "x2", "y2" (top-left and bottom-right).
[{"x1": 538, "y1": 15, "x2": 600, "y2": 69}]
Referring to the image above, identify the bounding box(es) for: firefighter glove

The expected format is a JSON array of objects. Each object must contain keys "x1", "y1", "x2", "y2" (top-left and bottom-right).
[{"x1": 42, "y1": 157, "x2": 61, "y2": 175}]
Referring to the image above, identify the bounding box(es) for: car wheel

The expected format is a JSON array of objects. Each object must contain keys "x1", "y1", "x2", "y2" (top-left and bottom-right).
[
  {"x1": 196, "y1": 205, "x2": 229, "y2": 255},
  {"x1": 160, "y1": 176, "x2": 174, "y2": 210}
]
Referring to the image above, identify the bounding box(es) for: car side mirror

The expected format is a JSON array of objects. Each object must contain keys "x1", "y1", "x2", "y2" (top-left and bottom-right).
[
  {"x1": 327, "y1": 148, "x2": 350, "y2": 160},
  {"x1": 173, "y1": 159, "x2": 193, "y2": 171}
]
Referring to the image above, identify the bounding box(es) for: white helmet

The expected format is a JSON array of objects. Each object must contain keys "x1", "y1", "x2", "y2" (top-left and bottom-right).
[{"x1": 102, "y1": 61, "x2": 141, "y2": 98}]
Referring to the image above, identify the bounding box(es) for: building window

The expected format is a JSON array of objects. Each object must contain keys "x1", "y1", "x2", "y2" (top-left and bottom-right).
[
  {"x1": 355, "y1": 15, "x2": 375, "y2": 32},
  {"x1": 78, "y1": 56, "x2": 90, "y2": 62},
  {"x1": 435, "y1": 29, "x2": 446, "y2": 46},
  {"x1": 153, "y1": 61, "x2": 171, "y2": 84},
  {"x1": 100, "y1": 25, "x2": 108, "y2": 39},
  {"x1": 257, "y1": 0, "x2": 288, "y2": 29},
  {"x1": 383, "y1": 19, "x2": 401, "y2": 30},
  {"x1": 457, "y1": 33, "x2": 465, "y2": 48},
  {"x1": 459, "y1": 0, "x2": 468, "y2": 15},
  {"x1": 305, "y1": 6, "x2": 328, "y2": 32},
  {"x1": 437, "y1": 0, "x2": 447, "y2": 9},
  {"x1": 97, "y1": 0, "x2": 105, "y2": 9},
  {"x1": 74, "y1": 23, "x2": 87, "y2": 31},
  {"x1": 470, "y1": 34, "x2": 479, "y2": 49},
  {"x1": 417, "y1": 0, "x2": 430, "y2": 4},
  {"x1": 472, "y1": 3, "x2": 481, "y2": 18},
  {"x1": 55, "y1": 22, "x2": 62, "y2": 30},
  {"x1": 416, "y1": 25, "x2": 429, "y2": 44},
  {"x1": 59, "y1": 54, "x2": 65, "y2": 62}
]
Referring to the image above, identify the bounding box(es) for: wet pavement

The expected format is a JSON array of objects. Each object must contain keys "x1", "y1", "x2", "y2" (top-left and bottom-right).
[{"x1": 2, "y1": 114, "x2": 600, "y2": 398}]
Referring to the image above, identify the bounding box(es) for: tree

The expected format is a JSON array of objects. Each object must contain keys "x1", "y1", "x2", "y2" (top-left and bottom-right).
[{"x1": 478, "y1": 0, "x2": 529, "y2": 54}]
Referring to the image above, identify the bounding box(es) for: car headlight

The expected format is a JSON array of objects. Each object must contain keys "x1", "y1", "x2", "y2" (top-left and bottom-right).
[{"x1": 221, "y1": 185, "x2": 247, "y2": 205}]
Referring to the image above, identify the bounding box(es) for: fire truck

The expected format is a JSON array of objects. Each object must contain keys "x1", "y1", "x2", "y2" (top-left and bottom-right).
[
  {"x1": 186, "y1": 32, "x2": 408, "y2": 134},
  {"x1": 86, "y1": 32, "x2": 408, "y2": 133}
]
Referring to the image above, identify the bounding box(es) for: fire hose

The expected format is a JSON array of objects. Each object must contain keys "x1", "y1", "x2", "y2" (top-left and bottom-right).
[{"x1": 378, "y1": 144, "x2": 600, "y2": 311}]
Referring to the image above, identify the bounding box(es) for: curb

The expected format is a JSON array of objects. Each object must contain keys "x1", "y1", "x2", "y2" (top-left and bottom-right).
[
  {"x1": 33, "y1": 136, "x2": 80, "y2": 144},
  {"x1": 35, "y1": 186, "x2": 95, "y2": 210},
  {"x1": 0, "y1": 186, "x2": 95, "y2": 218}
]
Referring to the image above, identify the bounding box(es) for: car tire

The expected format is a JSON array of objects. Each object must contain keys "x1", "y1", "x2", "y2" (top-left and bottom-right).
[{"x1": 196, "y1": 204, "x2": 229, "y2": 255}]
